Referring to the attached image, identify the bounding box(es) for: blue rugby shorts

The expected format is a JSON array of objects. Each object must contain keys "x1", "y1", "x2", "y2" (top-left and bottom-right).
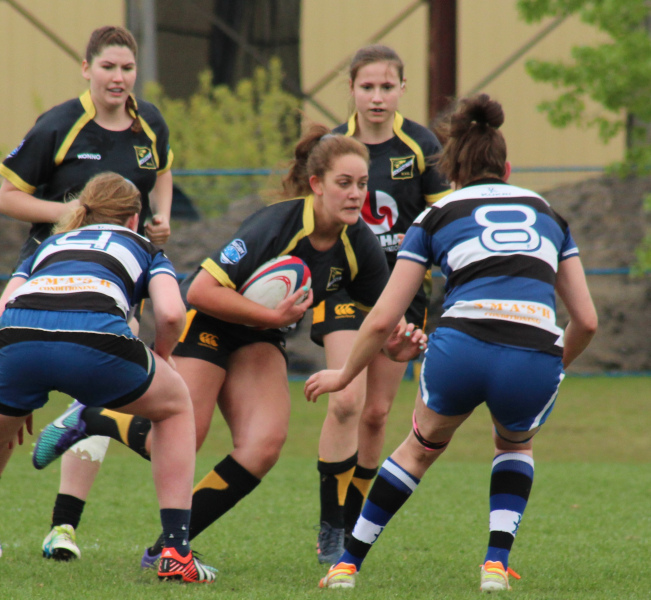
[{"x1": 419, "y1": 327, "x2": 564, "y2": 432}]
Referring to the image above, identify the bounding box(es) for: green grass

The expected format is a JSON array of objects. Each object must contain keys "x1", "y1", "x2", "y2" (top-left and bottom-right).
[{"x1": 0, "y1": 377, "x2": 649, "y2": 599}]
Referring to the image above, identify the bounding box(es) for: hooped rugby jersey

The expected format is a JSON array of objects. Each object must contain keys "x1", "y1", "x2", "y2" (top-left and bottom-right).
[
  {"x1": 0, "y1": 90, "x2": 173, "y2": 243},
  {"x1": 397, "y1": 179, "x2": 579, "y2": 356},
  {"x1": 187, "y1": 196, "x2": 389, "y2": 314},
  {"x1": 7, "y1": 225, "x2": 175, "y2": 319},
  {"x1": 334, "y1": 112, "x2": 449, "y2": 266}
]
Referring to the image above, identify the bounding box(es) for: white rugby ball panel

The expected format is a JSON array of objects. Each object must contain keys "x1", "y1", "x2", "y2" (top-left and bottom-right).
[{"x1": 239, "y1": 256, "x2": 311, "y2": 309}]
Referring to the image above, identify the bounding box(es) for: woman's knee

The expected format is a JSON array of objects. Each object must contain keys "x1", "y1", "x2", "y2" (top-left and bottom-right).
[{"x1": 327, "y1": 387, "x2": 363, "y2": 424}]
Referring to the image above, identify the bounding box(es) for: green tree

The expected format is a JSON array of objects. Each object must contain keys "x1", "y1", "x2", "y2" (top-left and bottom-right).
[
  {"x1": 146, "y1": 57, "x2": 301, "y2": 216},
  {"x1": 517, "y1": 0, "x2": 651, "y2": 270}
]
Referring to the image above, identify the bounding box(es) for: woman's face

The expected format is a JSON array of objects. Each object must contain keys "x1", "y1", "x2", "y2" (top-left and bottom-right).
[
  {"x1": 311, "y1": 153, "x2": 369, "y2": 227},
  {"x1": 350, "y1": 61, "x2": 404, "y2": 127},
  {"x1": 82, "y1": 45, "x2": 137, "y2": 112}
]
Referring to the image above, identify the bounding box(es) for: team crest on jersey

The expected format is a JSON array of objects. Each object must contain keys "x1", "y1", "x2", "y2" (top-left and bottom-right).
[
  {"x1": 220, "y1": 239, "x2": 247, "y2": 264},
  {"x1": 134, "y1": 146, "x2": 157, "y2": 169},
  {"x1": 390, "y1": 155, "x2": 415, "y2": 180},
  {"x1": 326, "y1": 267, "x2": 344, "y2": 291}
]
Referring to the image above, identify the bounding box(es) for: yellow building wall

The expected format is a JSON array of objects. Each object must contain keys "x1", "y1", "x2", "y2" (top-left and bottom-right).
[
  {"x1": 301, "y1": 0, "x2": 624, "y2": 193},
  {"x1": 0, "y1": 1, "x2": 124, "y2": 155}
]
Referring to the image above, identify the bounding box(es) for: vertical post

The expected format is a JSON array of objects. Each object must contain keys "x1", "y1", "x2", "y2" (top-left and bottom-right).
[
  {"x1": 127, "y1": 0, "x2": 158, "y2": 95},
  {"x1": 428, "y1": 0, "x2": 457, "y2": 124}
]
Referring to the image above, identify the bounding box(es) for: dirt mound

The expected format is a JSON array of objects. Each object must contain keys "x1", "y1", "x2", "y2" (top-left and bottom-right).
[{"x1": 1, "y1": 177, "x2": 649, "y2": 374}]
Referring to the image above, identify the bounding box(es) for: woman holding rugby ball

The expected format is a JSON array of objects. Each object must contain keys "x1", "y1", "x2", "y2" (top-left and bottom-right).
[{"x1": 34, "y1": 125, "x2": 427, "y2": 568}]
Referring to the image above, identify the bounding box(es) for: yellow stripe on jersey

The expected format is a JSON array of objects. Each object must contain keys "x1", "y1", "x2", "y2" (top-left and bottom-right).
[
  {"x1": 425, "y1": 189, "x2": 452, "y2": 205},
  {"x1": 343, "y1": 113, "x2": 357, "y2": 136},
  {"x1": 0, "y1": 164, "x2": 36, "y2": 194},
  {"x1": 55, "y1": 91, "x2": 94, "y2": 166},
  {"x1": 393, "y1": 112, "x2": 426, "y2": 174},
  {"x1": 139, "y1": 114, "x2": 161, "y2": 169},
  {"x1": 178, "y1": 309, "x2": 197, "y2": 343},
  {"x1": 279, "y1": 194, "x2": 315, "y2": 255},
  {"x1": 201, "y1": 258, "x2": 236, "y2": 289},
  {"x1": 340, "y1": 226, "x2": 358, "y2": 280}
]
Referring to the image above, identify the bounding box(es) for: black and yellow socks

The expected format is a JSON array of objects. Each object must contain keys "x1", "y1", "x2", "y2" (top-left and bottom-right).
[{"x1": 318, "y1": 453, "x2": 357, "y2": 529}]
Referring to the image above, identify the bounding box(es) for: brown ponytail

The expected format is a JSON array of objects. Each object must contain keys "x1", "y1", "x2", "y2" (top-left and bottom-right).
[{"x1": 55, "y1": 172, "x2": 142, "y2": 234}]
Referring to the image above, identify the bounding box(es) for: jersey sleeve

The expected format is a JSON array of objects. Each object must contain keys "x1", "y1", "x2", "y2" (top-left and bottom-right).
[
  {"x1": 0, "y1": 111, "x2": 61, "y2": 194},
  {"x1": 147, "y1": 251, "x2": 177, "y2": 282},
  {"x1": 397, "y1": 222, "x2": 434, "y2": 269},
  {"x1": 344, "y1": 223, "x2": 390, "y2": 310}
]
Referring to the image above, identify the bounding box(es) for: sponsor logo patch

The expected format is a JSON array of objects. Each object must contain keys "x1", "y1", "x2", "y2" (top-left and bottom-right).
[
  {"x1": 77, "y1": 153, "x2": 102, "y2": 160},
  {"x1": 134, "y1": 146, "x2": 157, "y2": 169},
  {"x1": 220, "y1": 239, "x2": 248, "y2": 264},
  {"x1": 326, "y1": 267, "x2": 343, "y2": 291},
  {"x1": 334, "y1": 303, "x2": 355, "y2": 318},
  {"x1": 199, "y1": 332, "x2": 219, "y2": 349},
  {"x1": 390, "y1": 155, "x2": 415, "y2": 180}
]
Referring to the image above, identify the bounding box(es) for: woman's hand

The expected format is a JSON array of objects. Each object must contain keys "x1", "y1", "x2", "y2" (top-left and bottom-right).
[
  {"x1": 304, "y1": 369, "x2": 347, "y2": 402},
  {"x1": 268, "y1": 287, "x2": 313, "y2": 329},
  {"x1": 145, "y1": 214, "x2": 171, "y2": 245},
  {"x1": 382, "y1": 321, "x2": 427, "y2": 362}
]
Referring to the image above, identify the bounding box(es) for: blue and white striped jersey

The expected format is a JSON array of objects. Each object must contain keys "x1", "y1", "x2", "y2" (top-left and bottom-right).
[
  {"x1": 398, "y1": 179, "x2": 578, "y2": 356},
  {"x1": 7, "y1": 224, "x2": 176, "y2": 319}
]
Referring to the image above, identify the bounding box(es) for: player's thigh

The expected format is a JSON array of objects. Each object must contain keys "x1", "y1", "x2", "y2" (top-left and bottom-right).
[
  {"x1": 121, "y1": 353, "x2": 191, "y2": 422},
  {"x1": 174, "y1": 355, "x2": 226, "y2": 447},
  {"x1": 218, "y1": 342, "x2": 291, "y2": 446}
]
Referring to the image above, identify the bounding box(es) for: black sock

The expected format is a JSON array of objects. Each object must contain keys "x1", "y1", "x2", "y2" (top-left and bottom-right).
[
  {"x1": 150, "y1": 455, "x2": 260, "y2": 555},
  {"x1": 318, "y1": 453, "x2": 357, "y2": 529},
  {"x1": 51, "y1": 493, "x2": 86, "y2": 529},
  {"x1": 160, "y1": 508, "x2": 191, "y2": 557},
  {"x1": 343, "y1": 464, "x2": 378, "y2": 535},
  {"x1": 82, "y1": 408, "x2": 151, "y2": 460}
]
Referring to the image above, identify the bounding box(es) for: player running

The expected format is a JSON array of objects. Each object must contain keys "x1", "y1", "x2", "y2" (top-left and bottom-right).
[{"x1": 33, "y1": 127, "x2": 426, "y2": 570}]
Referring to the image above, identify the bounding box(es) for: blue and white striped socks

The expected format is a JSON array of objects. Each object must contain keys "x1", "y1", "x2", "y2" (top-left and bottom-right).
[
  {"x1": 339, "y1": 456, "x2": 420, "y2": 571},
  {"x1": 484, "y1": 452, "x2": 534, "y2": 568}
]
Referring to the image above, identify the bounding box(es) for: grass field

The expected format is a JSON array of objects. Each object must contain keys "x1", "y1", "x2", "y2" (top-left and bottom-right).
[{"x1": 0, "y1": 376, "x2": 649, "y2": 599}]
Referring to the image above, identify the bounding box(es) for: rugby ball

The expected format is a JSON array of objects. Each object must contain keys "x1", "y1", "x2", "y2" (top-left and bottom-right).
[{"x1": 239, "y1": 256, "x2": 311, "y2": 309}]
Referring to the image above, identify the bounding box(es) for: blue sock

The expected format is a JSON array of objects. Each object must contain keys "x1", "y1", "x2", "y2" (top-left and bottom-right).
[
  {"x1": 339, "y1": 456, "x2": 420, "y2": 571},
  {"x1": 160, "y1": 508, "x2": 191, "y2": 557},
  {"x1": 484, "y1": 452, "x2": 534, "y2": 568}
]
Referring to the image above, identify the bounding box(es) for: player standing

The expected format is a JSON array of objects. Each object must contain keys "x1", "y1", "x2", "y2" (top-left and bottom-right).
[
  {"x1": 0, "y1": 173, "x2": 214, "y2": 582},
  {"x1": 313, "y1": 45, "x2": 450, "y2": 563},
  {"x1": 306, "y1": 93, "x2": 598, "y2": 592}
]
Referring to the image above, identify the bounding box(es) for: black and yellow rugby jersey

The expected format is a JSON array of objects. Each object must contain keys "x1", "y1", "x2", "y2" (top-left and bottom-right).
[
  {"x1": 0, "y1": 90, "x2": 173, "y2": 245},
  {"x1": 334, "y1": 112, "x2": 449, "y2": 268},
  {"x1": 187, "y1": 196, "x2": 389, "y2": 313}
]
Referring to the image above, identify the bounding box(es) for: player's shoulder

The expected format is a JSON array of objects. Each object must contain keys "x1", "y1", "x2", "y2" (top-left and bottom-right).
[
  {"x1": 134, "y1": 97, "x2": 165, "y2": 121},
  {"x1": 396, "y1": 114, "x2": 441, "y2": 151},
  {"x1": 32, "y1": 97, "x2": 85, "y2": 131}
]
